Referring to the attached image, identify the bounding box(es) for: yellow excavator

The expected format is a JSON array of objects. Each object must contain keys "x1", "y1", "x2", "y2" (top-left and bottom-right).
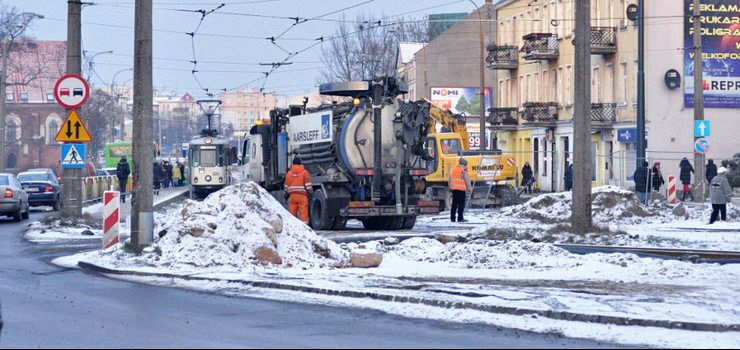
[{"x1": 419, "y1": 100, "x2": 518, "y2": 209}]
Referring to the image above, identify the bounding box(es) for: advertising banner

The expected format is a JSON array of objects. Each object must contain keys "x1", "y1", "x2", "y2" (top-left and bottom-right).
[
  {"x1": 430, "y1": 87, "x2": 492, "y2": 116},
  {"x1": 288, "y1": 110, "x2": 333, "y2": 146},
  {"x1": 684, "y1": 0, "x2": 740, "y2": 108}
]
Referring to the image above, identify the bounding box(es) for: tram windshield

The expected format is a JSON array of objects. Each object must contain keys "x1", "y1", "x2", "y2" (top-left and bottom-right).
[{"x1": 190, "y1": 145, "x2": 225, "y2": 167}]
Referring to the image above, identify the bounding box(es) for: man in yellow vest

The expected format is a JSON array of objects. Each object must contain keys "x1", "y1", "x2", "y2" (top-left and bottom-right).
[
  {"x1": 449, "y1": 157, "x2": 472, "y2": 222},
  {"x1": 284, "y1": 157, "x2": 313, "y2": 224}
]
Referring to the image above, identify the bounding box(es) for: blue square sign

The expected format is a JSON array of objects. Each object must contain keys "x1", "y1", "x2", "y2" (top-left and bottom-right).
[
  {"x1": 694, "y1": 120, "x2": 710, "y2": 137},
  {"x1": 61, "y1": 143, "x2": 86, "y2": 168}
]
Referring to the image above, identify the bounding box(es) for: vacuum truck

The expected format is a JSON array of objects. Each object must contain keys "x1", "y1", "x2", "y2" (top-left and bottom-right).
[{"x1": 237, "y1": 77, "x2": 440, "y2": 230}]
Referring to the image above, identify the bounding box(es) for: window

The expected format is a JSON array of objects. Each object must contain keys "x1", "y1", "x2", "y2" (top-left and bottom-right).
[
  {"x1": 5, "y1": 119, "x2": 17, "y2": 143},
  {"x1": 565, "y1": 65, "x2": 573, "y2": 106},
  {"x1": 591, "y1": 142, "x2": 599, "y2": 181},
  {"x1": 543, "y1": 70, "x2": 549, "y2": 101},
  {"x1": 5, "y1": 92, "x2": 13, "y2": 101},
  {"x1": 46, "y1": 92, "x2": 54, "y2": 102},
  {"x1": 550, "y1": 68, "x2": 557, "y2": 102},
  {"x1": 542, "y1": 140, "x2": 548, "y2": 175},
  {"x1": 533, "y1": 137, "x2": 540, "y2": 174},
  {"x1": 620, "y1": 62, "x2": 628, "y2": 105},
  {"x1": 557, "y1": 66, "x2": 564, "y2": 106},
  {"x1": 440, "y1": 139, "x2": 462, "y2": 154},
  {"x1": 20, "y1": 93, "x2": 28, "y2": 102},
  {"x1": 619, "y1": 0, "x2": 628, "y2": 28},
  {"x1": 605, "y1": 64, "x2": 614, "y2": 102},
  {"x1": 592, "y1": 66, "x2": 600, "y2": 102},
  {"x1": 498, "y1": 80, "x2": 504, "y2": 106},
  {"x1": 534, "y1": 72, "x2": 540, "y2": 101},
  {"x1": 5, "y1": 153, "x2": 17, "y2": 169}
]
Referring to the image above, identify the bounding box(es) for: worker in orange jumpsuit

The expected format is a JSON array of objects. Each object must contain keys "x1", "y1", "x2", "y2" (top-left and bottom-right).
[
  {"x1": 284, "y1": 157, "x2": 313, "y2": 224},
  {"x1": 449, "y1": 157, "x2": 471, "y2": 223}
]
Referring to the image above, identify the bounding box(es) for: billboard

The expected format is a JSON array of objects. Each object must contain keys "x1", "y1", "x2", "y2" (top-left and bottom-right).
[
  {"x1": 430, "y1": 87, "x2": 492, "y2": 116},
  {"x1": 288, "y1": 110, "x2": 333, "y2": 146},
  {"x1": 684, "y1": 0, "x2": 740, "y2": 108}
]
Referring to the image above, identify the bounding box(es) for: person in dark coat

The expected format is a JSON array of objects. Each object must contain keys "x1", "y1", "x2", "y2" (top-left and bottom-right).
[
  {"x1": 178, "y1": 162, "x2": 186, "y2": 186},
  {"x1": 679, "y1": 157, "x2": 694, "y2": 201},
  {"x1": 165, "y1": 161, "x2": 174, "y2": 188},
  {"x1": 651, "y1": 161, "x2": 665, "y2": 192},
  {"x1": 705, "y1": 159, "x2": 718, "y2": 183},
  {"x1": 521, "y1": 161, "x2": 534, "y2": 194},
  {"x1": 633, "y1": 160, "x2": 650, "y2": 205},
  {"x1": 153, "y1": 161, "x2": 162, "y2": 195},
  {"x1": 564, "y1": 164, "x2": 573, "y2": 191},
  {"x1": 116, "y1": 157, "x2": 130, "y2": 203}
]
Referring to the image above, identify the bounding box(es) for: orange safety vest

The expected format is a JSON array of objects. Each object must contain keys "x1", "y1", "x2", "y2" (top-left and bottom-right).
[
  {"x1": 284, "y1": 164, "x2": 312, "y2": 196},
  {"x1": 449, "y1": 165, "x2": 468, "y2": 191}
]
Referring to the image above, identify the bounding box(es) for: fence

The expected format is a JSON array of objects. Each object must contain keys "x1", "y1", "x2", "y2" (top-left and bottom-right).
[{"x1": 80, "y1": 175, "x2": 121, "y2": 203}]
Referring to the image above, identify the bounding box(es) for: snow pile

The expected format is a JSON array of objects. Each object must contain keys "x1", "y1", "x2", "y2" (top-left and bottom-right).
[
  {"x1": 499, "y1": 186, "x2": 657, "y2": 225},
  {"x1": 141, "y1": 181, "x2": 347, "y2": 270}
]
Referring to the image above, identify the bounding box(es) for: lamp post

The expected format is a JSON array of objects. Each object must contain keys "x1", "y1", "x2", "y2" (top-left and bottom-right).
[
  {"x1": 0, "y1": 11, "x2": 44, "y2": 172},
  {"x1": 467, "y1": 0, "x2": 486, "y2": 150},
  {"x1": 82, "y1": 49, "x2": 113, "y2": 85}
]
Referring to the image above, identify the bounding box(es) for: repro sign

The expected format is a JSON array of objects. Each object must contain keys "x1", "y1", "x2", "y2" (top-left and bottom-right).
[{"x1": 288, "y1": 111, "x2": 333, "y2": 147}]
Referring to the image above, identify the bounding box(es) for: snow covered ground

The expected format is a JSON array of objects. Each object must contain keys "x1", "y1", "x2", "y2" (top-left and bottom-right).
[{"x1": 38, "y1": 183, "x2": 740, "y2": 348}]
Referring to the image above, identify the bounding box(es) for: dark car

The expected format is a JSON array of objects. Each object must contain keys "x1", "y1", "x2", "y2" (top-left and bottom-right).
[
  {"x1": 18, "y1": 169, "x2": 62, "y2": 211},
  {"x1": 0, "y1": 173, "x2": 30, "y2": 221},
  {"x1": 95, "y1": 168, "x2": 110, "y2": 177}
]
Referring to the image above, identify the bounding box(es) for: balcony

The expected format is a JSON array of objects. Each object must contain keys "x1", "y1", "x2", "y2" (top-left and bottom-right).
[
  {"x1": 485, "y1": 45, "x2": 519, "y2": 70},
  {"x1": 521, "y1": 102, "x2": 559, "y2": 124},
  {"x1": 590, "y1": 27, "x2": 617, "y2": 55},
  {"x1": 521, "y1": 33, "x2": 558, "y2": 61},
  {"x1": 487, "y1": 107, "x2": 519, "y2": 128},
  {"x1": 591, "y1": 103, "x2": 617, "y2": 124}
]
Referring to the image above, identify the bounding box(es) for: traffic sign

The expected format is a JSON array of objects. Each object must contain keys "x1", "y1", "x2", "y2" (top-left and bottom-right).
[
  {"x1": 694, "y1": 120, "x2": 711, "y2": 137},
  {"x1": 694, "y1": 138, "x2": 710, "y2": 155},
  {"x1": 61, "y1": 143, "x2": 86, "y2": 168},
  {"x1": 54, "y1": 73, "x2": 90, "y2": 109},
  {"x1": 54, "y1": 110, "x2": 92, "y2": 142}
]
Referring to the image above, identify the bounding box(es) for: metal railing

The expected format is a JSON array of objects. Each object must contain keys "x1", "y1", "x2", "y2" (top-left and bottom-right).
[
  {"x1": 521, "y1": 102, "x2": 559, "y2": 123},
  {"x1": 591, "y1": 103, "x2": 617, "y2": 123},
  {"x1": 488, "y1": 107, "x2": 519, "y2": 125},
  {"x1": 590, "y1": 26, "x2": 617, "y2": 54},
  {"x1": 485, "y1": 44, "x2": 519, "y2": 69},
  {"x1": 521, "y1": 33, "x2": 558, "y2": 60}
]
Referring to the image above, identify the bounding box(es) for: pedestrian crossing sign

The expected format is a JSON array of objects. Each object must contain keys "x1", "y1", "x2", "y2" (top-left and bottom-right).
[{"x1": 61, "y1": 143, "x2": 86, "y2": 168}]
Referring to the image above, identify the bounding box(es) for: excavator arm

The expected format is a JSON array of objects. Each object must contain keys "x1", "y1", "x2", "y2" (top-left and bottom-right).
[{"x1": 426, "y1": 102, "x2": 470, "y2": 151}]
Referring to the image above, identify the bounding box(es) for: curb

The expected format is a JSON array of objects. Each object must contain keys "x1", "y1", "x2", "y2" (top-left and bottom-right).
[
  {"x1": 152, "y1": 190, "x2": 188, "y2": 210},
  {"x1": 77, "y1": 261, "x2": 739, "y2": 333}
]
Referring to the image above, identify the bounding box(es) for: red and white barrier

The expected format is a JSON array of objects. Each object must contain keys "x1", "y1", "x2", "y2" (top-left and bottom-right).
[
  {"x1": 103, "y1": 191, "x2": 120, "y2": 249},
  {"x1": 667, "y1": 175, "x2": 677, "y2": 205}
]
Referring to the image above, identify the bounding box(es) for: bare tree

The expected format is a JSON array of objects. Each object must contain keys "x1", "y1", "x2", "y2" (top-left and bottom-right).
[
  {"x1": 318, "y1": 15, "x2": 428, "y2": 84},
  {"x1": 79, "y1": 89, "x2": 122, "y2": 161}
]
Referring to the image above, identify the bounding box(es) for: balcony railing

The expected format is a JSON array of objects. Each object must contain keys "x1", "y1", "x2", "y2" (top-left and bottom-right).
[
  {"x1": 591, "y1": 103, "x2": 617, "y2": 123},
  {"x1": 521, "y1": 33, "x2": 558, "y2": 61},
  {"x1": 590, "y1": 27, "x2": 617, "y2": 55},
  {"x1": 521, "y1": 102, "x2": 559, "y2": 123},
  {"x1": 485, "y1": 44, "x2": 519, "y2": 70},
  {"x1": 487, "y1": 107, "x2": 519, "y2": 126}
]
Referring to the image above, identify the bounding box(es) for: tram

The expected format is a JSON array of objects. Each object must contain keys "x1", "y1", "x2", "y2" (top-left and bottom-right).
[{"x1": 188, "y1": 134, "x2": 235, "y2": 198}]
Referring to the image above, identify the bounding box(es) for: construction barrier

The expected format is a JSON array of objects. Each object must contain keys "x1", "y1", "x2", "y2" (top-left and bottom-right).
[
  {"x1": 103, "y1": 191, "x2": 120, "y2": 249},
  {"x1": 667, "y1": 175, "x2": 677, "y2": 205},
  {"x1": 81, "y1": 176, "x2": 119, "y2": 202}
]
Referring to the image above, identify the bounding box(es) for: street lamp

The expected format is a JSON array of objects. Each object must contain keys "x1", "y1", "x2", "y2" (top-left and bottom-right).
[
  {"x1": 467, "y1": 0, "x2": 487, "y2": 150},
  {"x1": 82, "y1": 49, "x2": 113, "y2": 85},
  {"x1": 111, "y1": 67, "x2": 133, "y2": 96},
  {"x1": 0, "y1": 11, "x2": 44, "y2": 172}
]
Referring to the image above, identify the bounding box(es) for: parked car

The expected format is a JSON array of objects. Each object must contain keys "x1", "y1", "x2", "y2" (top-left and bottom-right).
[
  {"x1": 17, "y1": 169, "x2": 62, "y2": 211},
  {"x1": 95, "y1": 168, "x2": 111, "y2": 177},
  {"x1": 0, "y1": 173, "x2": 30, "y2": 221}
]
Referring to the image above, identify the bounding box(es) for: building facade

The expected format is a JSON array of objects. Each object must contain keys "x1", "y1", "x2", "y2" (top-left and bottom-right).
[{"x1": 220, "y1": 89, "x2": 277, "y2": 133}]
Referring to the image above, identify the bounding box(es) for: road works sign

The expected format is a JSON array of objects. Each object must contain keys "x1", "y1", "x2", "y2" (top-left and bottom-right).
[
  {"x1": 694, "y1": 138, "x2": 710, "y2": 155},
  {"x1": 54, "y1": 73, "x2": 90, "y2": 109},
  {"x1": 54, "y1": 110, "x2": 92, "y2": 142},
  {"x1": 61, "y1": 143, "x2": 86, "y2": 168}
]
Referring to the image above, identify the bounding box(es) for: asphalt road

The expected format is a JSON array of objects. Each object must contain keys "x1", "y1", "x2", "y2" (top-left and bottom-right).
[{"x1": 0, "y1": 210, "x2": 623, "y2": 348}]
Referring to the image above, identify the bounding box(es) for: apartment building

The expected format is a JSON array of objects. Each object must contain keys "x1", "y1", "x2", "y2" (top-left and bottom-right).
[{"x1": 220, "y1": 89, "x2": 277, "y2": 133}]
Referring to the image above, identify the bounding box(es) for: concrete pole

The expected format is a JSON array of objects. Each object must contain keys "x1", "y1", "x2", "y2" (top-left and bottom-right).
[
  {"x1": 0, "y1": 38, "x2": 10, "y2": 173},
  {"x1": 692, "y1": 0, "x2": 705, "y2": 200},
  {"x1": 636, "y1": 0, "x2": 646, "y2": 174},
  {"x1": 61, "y1": 0, "x2": 83, "y2": 218},
  {"x1": 468, "y1": 0, "x2": 486, "y2": 150},
  {"x1": 571, "y1": 0, "x2": 592, "y2": 233},
  {"x1": 131, "y1": 0, "x2": 153, "y2": 250}
]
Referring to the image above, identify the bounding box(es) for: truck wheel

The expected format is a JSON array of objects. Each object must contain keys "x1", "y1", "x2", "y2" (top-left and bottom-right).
[
  {"x1": 401, "y1": 215, "x2": 417, "y2": 230},
  {"x1": 13, "y1": 202, "x2": 22, "y2": 222},
  {"x1": 331, "y1": 216, "x2": 347, "y2": 230},
  {"x1": 309, "y1": 189, "x2": 334, "y2": 230},
  {"x1": 382, "y1": 217, "x2": 404, "y2": 230},
  {"x1": 361, "y1": 218, "x2": 383, "y2": 230}
]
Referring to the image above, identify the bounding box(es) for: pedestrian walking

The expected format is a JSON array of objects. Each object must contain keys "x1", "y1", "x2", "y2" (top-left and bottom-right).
[
  {"x1": 116, "y1": 157, "x2": 130, "y2": 203},
  {"x1": 153, "y1": 161, "x2": 162, "y2": 195},
  {"x1": 172, "y1": 162, "x2": 182, "y2": 187},
  {"x1": 708, "y1": 166, "x2": 732, "y2": 224},
  {"x1": 284, "y1": 157, "x2": 313, "y2": 224},
  {"x1": 651, "y1": 162, "x2": 665, "y2": 192},
  {"x1": 564, "y1": 164, "x2": 573, "y2": 191},
  {"x1": 679, "y1": 157, "x2": 694, "y2": 201},
  {"x1": 165, "y1": 161, "x2": 174, "y2": 188},
  {"x1": 633, "y1": 160, "x2": 650, "y2": 205},
  {"x1": 178, "y1": 162, "x2": 186, "y2": 186},
  {"x1": 521, "y1": 161, "x2": 534, "y2": 194},
  {"x1": 705, "y1": 159, "x2": 718, "y2": 183},
  {"x1": 449, "y1": 158, "x2": 471, "y2": 223}
]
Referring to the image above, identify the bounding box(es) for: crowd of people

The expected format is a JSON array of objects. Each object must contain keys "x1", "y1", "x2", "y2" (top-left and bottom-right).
[{"x1": 153, "y1": 160, "x2": 186, "y2": 195}]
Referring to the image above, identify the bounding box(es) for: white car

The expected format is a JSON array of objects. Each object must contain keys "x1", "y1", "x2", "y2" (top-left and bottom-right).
[{"x1": 0, "y1": 173, "x2": 30, "y2": 221}]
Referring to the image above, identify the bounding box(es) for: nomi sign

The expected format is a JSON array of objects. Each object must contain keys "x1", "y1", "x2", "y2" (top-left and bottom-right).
[
  {"x1": 430, "y1": 87, "x2": 492, "y2": 116},
  {"x1": 288, "y1": 111, "x2": 333, "y2": 146}
]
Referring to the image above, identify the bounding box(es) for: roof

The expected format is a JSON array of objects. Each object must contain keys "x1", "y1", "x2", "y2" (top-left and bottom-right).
[{"x1": 398, "y1": 42, "x2": 426, "y2": 64}]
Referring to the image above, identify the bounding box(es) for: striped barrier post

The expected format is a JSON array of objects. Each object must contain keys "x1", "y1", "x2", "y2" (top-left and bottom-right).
[
  {"x1": 667, "y1": 175, "x2": 677, "y2": 205},
  {"x1": 103, "y1": 191, "x2": 120, "y2": 249}
]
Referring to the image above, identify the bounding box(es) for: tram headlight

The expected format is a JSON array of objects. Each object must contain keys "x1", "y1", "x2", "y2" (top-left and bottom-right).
[
  {"x1": 205, "y1": 175, "x2": 212, "y2": 182},
  {"x1": 194, "y1": 177, "x2": 198, "y2": 183},
  {"x1": 218, "y1": 177, "x2": 223, "y2": 183}
]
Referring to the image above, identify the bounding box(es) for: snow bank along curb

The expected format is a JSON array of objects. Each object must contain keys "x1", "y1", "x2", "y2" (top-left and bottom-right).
[{"x1": 76, "y1": 261, "x2": 739, "y2": 333}]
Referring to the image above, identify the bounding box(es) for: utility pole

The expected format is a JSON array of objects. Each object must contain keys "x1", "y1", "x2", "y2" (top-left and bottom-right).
[
  {"x1": 61, "y1": 0, "x2": 83, "y2": 218},
  {"x1": 636, "y1": 0, "x2": 646, "y2": 175},
  {"x1": 131, "y1": 0, "x2": 153, "y2": 251},
  {"x1": 571, "y1": 0, "x2": 592, "y2": 233},
  {"x1": 468, "y1": 0, "x2": 487, "y2": 150},
  {"x1": 692, "y1": 0, "x2": 705, "y2": 200}
]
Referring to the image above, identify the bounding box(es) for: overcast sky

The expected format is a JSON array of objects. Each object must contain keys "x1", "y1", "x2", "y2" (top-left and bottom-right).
[{"x1": 7, "y1": 0, "x2": 479, "y2": 99}]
